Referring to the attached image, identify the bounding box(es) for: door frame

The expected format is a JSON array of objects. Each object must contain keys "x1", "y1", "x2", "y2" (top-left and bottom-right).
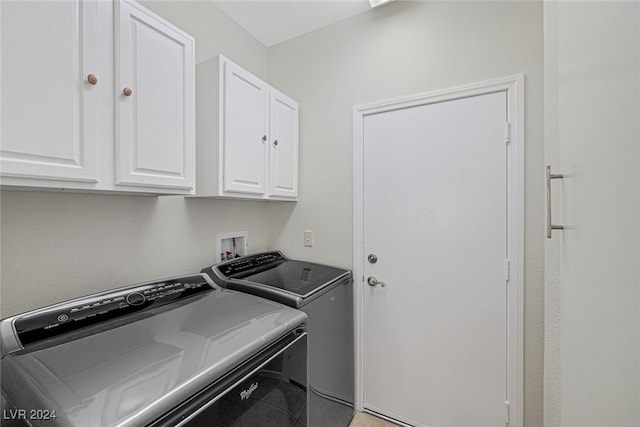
[{"x1": 352, "y1": 74, "x2": 525, "y2": 426}]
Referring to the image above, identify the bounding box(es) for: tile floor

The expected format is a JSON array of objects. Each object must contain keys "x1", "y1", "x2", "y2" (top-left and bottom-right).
[{"x1": 349, "y1": 412, "x2": 399, "y2": 427}]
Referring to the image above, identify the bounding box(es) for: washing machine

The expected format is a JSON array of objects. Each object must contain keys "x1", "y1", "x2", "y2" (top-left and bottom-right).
[
  {"x1": 202, "y1": 251, "x2": 354, "y2": 427},
  {"x1": 0, "y1": 273, "x2": 308, "y2": 426}
]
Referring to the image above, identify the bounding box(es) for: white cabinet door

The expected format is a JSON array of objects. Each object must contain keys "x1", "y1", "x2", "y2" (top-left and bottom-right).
[
  {"x1": 268, "y1": 90, "x2": 298, "y2": 199},
  {"x1": 115, "y1": 0, "x2": 195, "y2": 191},
  {"x1": 1, "y1": 0, "x2": 98, "y2": 183},
  {"x1": 222, "y1": 59, "x2": 268, "y2": 195}
]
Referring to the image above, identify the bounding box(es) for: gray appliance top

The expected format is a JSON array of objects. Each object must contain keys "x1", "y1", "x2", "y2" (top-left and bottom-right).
[
  {"x1": 0, "y1": 274, "x2": 307, "y2": 427},
  {"x1": 203, "y1": 251, "x2": 352, "y2": 308}
]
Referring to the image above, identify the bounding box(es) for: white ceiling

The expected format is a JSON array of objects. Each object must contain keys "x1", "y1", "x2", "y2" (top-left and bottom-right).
[{"x1": 212, "y1": 1, "x2": 373, "y2": 47}]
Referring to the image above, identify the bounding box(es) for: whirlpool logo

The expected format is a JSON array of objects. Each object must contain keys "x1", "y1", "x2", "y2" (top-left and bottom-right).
[{"x1": 240, "y1": 382, "x2": 258, "y2": 400}]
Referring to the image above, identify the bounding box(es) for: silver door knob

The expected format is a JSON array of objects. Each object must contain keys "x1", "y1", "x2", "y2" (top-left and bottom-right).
[
  {"x1": 367, "y1": 253, "x2": 378, "y2": 264},
  {"x1": 367, "y1": 276, "x2": 385, "y2": 287}
]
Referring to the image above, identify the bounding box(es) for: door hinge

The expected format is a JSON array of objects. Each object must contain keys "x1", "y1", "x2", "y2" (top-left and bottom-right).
[
  {"x1": 504, "y1": 259, "x2": 511, "y2": 282},
  {"x1": 504, "y1": 400, "x2": 511, "y2": 425},
  {"x1": 504, "y1": 122, "x2": 511, "y2": 143}
]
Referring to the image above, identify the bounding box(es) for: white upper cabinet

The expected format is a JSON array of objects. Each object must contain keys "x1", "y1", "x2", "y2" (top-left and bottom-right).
[
  {"x1": 0, "y1": 0, "x2": 195, "y2": 194},
  {"x1": 1, "y1": 0, "x2": 99, "y2": 183},
  {"x1": 196, "y1": 55, "x2": 298, "y2": 200},
  {"x1": 115, "y1": 0, "x2": 195, "y2": 191}
]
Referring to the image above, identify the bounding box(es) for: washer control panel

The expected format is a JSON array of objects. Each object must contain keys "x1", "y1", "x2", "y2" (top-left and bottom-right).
[
  {"x1": 12, "y1": 275, "x2": 212, "y2": 347},
  {"x1": 217, "y1": 251, "x2": 286, "y2": 278}
]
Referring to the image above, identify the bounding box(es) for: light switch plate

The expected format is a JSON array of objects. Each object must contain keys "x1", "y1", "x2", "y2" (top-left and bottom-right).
[{"x1": 303, "y1": 230, "x2": 313, "y2": 247}]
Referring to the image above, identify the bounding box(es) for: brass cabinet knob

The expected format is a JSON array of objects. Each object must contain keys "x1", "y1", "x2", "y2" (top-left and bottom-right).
[
  {"x1": 123, "y1": 87, "x2": 133, "y2": 97},
  {"x1": 87, "y1": 74, "x2": 98, "y2": 85},
  {"x1": 273, "y1": 140, "x2": 278, "y2": 146}
]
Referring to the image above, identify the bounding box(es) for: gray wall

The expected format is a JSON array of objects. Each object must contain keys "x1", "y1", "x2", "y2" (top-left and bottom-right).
[
  {"x1": 266, "y1": 2, "x2": 543, "y2": 425},
  {"x1": 0, "y1": 192, "x2": 269, "y2": 315}
]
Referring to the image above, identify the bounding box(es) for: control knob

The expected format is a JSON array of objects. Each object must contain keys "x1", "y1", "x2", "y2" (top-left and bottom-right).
[{"x1": 126, "y1": 292, "x2": 146, "y2": 306}]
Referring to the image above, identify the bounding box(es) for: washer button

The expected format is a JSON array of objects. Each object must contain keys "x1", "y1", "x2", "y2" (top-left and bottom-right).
[{"x1": 126, "y1": 293, "x2": 146, "y2": 306}]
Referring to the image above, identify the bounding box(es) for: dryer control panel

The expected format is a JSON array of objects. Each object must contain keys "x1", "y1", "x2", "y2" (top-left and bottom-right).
[{"x1": 3, "y1": 275, "x2": 212, "y2": 353}]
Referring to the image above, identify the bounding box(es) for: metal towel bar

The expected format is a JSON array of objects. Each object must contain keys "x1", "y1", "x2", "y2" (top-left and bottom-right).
[{"x1": 546, "y1": 165, "x2": 564, "y2": 238}]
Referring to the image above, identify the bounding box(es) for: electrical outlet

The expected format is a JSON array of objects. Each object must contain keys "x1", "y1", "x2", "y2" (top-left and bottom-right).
[{"x1": 303, "y1": 230, "x2": 313, "y2": 247}]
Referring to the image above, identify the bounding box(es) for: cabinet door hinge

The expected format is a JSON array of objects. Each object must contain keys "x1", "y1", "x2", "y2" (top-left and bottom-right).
[
  {"x1": 504, "y1": 122, "x2": 511, "y2": 143},
  {"x1": 504, "y1": 400, "x2": 511, "y2": 426},
  {"x1": 504, "y1": 259, "x2": 511, "y2": 282}
]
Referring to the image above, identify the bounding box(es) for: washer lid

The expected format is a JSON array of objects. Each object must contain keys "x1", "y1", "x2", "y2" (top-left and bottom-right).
[
  {"x1": 1, "y1": 289, "x2": 307, "y2": 427},
  {"x1": 240, "y1": 260, "x2": 349, "y2": 296},
  {"x1": 212, "y1": 252, "x2": 351, "y2": 299}
]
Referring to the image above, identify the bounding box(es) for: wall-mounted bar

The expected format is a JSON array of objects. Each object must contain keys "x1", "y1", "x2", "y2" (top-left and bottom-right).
[{"x1": 546, "y1": 165, "x2": 564, "y2": 238}]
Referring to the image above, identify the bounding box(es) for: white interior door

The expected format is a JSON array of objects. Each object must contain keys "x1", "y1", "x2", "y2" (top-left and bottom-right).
[{"x1": 360, "y1": 90, "x2": 510, "y2": 427}]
